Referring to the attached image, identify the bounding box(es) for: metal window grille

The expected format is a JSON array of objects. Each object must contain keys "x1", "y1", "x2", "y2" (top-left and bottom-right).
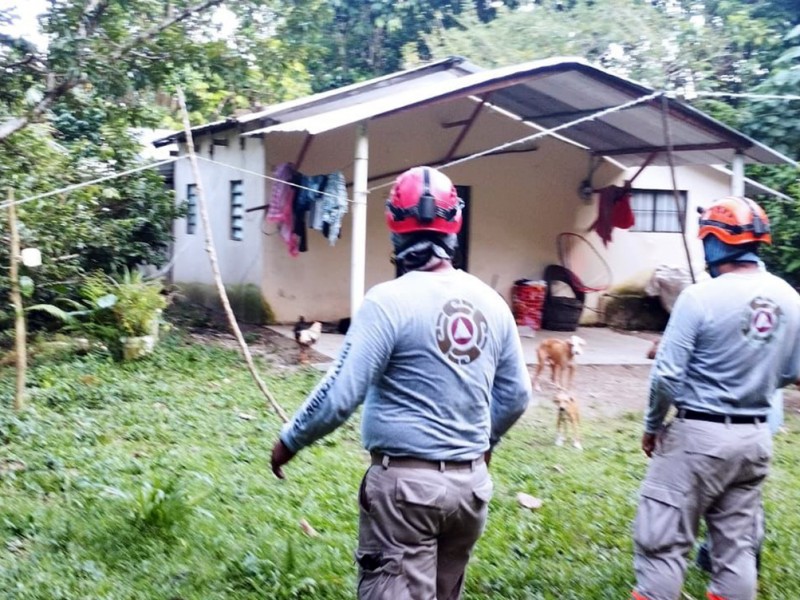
[
  {"x1": 230, "y1": 180, "x2": 244, "y2": 241},
  {"x1": 186, "y1": 184, "x2": 197, "y2": 234},
  {"x1": 630, "y1": 189, "x2": 687, "y2": 233}
]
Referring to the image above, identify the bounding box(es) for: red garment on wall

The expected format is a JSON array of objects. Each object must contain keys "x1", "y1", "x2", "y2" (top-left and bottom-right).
[{"x1": 589, "y1": 185, "x2": 635, "y2": 246}]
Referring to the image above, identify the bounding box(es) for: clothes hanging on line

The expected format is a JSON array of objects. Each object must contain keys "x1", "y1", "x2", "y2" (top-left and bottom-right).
[
  {"x1": 294, "y1": 174, "x2": 329, "y2": 253},
  {"x1": 588, "y1": 185, "x2": 634, "y2": 246},
  {"x1": 319, "y1": 172, "x2": 348, "y2": 246},
  {"x1": 266, "y1": 162, "x2": 300, "y2": 257},
  {"x1": 267, "y1": 165, "x2": 350, "y2": 256}
]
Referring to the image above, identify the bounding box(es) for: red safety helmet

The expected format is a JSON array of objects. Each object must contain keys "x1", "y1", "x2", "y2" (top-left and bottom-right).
[
  {"x1": 698, "y1": 196, "x2": 772, "y2": 245},
  {"x1": 385, "y1": 166, "x2": 463, "y2": 235}
]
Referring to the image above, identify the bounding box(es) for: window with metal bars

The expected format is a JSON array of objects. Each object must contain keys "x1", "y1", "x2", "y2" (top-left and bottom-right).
[
  {"x1": 230, "y1": 180, "x2": 244, "y2": 241},
  {"x1": 186, "y1": 184, "x2": 197, "y2": 234},
  {"x1": 630, "y1": 189, "x2": 688, "y2": 233}
]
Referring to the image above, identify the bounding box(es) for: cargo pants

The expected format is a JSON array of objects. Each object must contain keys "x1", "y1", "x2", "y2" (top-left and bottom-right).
[
  {"x1": 356, "y1": 455, "x2": 493, "y2": 600},
  {"x1": 632, "y1": 418, "x2": 772, "y2": 600}
]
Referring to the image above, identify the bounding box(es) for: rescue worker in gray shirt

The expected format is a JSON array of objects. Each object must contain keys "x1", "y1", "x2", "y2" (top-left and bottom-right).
[
  {"x1": 632, "y1": 196, "x2": 800, "y2": 600},
  {"x1": 271, "y1": 166, "x2": 532, "y2": 600}
]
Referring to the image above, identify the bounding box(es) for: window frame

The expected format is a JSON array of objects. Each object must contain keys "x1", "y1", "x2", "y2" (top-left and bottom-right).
[
  {"x1": 230, "y1": 180, "x2": 244, "y2": 241},
  {"x1": 186, "y1": 183, "x2": 197, "y2": 235},
  {"x1": 629, "y1": 188, "x2": 688, "y2": 233}
]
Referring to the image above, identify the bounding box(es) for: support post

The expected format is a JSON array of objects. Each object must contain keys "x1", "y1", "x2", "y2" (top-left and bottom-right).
[
  {"x1": 731, "y1": 151, "x2": 745, "y2": 197},
  {"x1": 7, "y1": 189, "x2": 26, "y2": 410},
  {"x1": 351, "y1": 122, "x2": 369, "y2": 317},
  {"x1": 660, "y1": 94, "x2": 696, "y2": 284}
]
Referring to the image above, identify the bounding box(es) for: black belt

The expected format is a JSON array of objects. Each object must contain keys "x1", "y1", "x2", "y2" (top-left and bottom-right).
[
  {"x1": 679, "y1": 409, "x2": 767, "y2": 425},
  {"x1": 370, "y1": 452, "x2": 483, "y2": 471}
]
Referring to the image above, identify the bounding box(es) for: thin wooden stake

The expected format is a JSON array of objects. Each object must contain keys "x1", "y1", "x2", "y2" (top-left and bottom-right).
[
  {"x1": 176, "y1": 89, "x2": 289, "y2": 424},
  {"x1": 7, "y1": 189, "x2": 26, "y2": 410}
]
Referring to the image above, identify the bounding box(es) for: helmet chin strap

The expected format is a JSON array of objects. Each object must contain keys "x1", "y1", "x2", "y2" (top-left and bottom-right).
[
  {"x1": 392, "y1": 233, "x2": 457, "y2": 274},
  {"x1": 703, "y1": 235, "x2": 760, "y2": 278}
]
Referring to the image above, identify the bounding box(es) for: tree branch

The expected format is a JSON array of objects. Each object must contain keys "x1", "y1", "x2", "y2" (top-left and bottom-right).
[
  {"x1": 0, "y1": 0, "x2": 223, "y2": 141},
  {"x1": 109, "y1": 0, "x2": 224, "y2": 62}
]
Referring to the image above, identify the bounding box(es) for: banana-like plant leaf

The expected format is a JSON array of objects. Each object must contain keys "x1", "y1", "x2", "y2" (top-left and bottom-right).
[{"x1": 26, "y1": 304, "x2": 75, "y2": 322}]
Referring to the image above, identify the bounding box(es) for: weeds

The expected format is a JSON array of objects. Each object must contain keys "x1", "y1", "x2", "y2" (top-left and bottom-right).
[{"x1": 1, "y1": 334, "x2": 799, "y2": 599}]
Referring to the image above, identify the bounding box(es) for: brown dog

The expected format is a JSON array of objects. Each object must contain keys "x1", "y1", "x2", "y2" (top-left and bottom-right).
[
  {"x1": 554, "y1": 390, "x2": 582, "y2": 450},
  {"x1": 531, "y1": 335, "x2": 586, "y2": 392}
]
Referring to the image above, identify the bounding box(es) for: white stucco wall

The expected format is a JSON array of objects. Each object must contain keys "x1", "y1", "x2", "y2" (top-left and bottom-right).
[
  {"x1": 171, "y1": 131, "x2": 265, "y2": 287},
  {"x1": 170, "y1": 101, "x2": 736, "y2": 325},
  {"x1": 259, "y1": 99, "x2": 628, "y2": 322}
]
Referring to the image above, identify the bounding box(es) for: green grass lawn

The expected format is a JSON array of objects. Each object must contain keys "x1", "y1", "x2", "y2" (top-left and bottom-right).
[{"x1": 1, "y1": 333, "x2": 799, "y2": 599}]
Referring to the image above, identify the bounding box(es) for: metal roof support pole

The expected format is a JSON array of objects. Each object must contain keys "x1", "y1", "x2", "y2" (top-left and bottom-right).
[
  {"x1": 660, "y1": 94, "x2": 696, "y2": 284},
  {"x1": 351, "y1": 122, "x2": 369, "y2": 316},
  {"x1": 731, "y1": 151, "x2": 745, "y2": 196}
]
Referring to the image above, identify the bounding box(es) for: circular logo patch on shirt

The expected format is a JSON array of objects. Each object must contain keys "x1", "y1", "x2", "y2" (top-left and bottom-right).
[
  {"x1": 741, "y1": 296, "x2": 783, "y2": 345},
  {"x1": 436, "y1": 299, "x2": 488, "y2": 365}
]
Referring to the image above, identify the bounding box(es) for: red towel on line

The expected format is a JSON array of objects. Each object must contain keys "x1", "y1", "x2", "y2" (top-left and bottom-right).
[{"x1": 589, "y1": 185, "x2": 634, "y2": 246}]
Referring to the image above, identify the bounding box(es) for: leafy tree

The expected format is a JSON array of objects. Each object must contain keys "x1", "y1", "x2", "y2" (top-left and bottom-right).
[{"x1": 0, "y1": 0, "x2": 225, "y2": 335}]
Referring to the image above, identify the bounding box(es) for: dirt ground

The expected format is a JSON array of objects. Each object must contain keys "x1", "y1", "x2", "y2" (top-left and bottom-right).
[
  {"x1": 529, "y1": 363, "x2": 800, "y2": 421},
  {"x1": 184, "y1": 317, "x2": 800, "y2": 422}
]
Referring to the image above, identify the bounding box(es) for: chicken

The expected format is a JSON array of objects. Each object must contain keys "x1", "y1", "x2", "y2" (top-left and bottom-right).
[{"x1": 293, "y1": 316, "x2": 323, "y2": 365}]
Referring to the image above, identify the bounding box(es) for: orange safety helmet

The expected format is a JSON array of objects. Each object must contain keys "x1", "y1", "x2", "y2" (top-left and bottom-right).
[
  {"x1": 697, "y1": 196, "x2": 772, "y2": 245},
  {"x1": 385, "y1": 166, "x2": 463, "y2": 235}
]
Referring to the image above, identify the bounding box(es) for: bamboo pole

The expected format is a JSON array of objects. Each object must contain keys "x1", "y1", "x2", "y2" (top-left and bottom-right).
[
  {"x1": 176, "y1": 89, "x2": 289, "y2": 424},
  {"x1": 7, "y1": 189, "x2": 26, "y2": 410}
]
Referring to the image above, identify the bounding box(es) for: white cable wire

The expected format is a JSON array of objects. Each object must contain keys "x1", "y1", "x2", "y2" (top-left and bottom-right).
[
  {"x1": 368, "y1": 90, "x2": 665, "y2": 193},
  {"x1": 194, "y1": 155, "x2": 355, "y2": 203},
  {"x1": 0, "y1": 157, "x2": 185, "y2": 210},
  {"x1": 692, "y1": 91, "x2": 800, "y2": 101},
  {"x1": 3, "y1": 87, "x2": 789, "y2": 213}
]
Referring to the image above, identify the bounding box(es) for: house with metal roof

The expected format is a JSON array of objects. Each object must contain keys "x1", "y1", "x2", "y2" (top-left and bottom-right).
[{"x1": 154, "y1": 56, "x2": 795, "y2": 325}]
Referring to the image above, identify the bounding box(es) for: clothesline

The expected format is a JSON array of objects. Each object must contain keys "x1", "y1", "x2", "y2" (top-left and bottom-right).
[
  {"x1": 194, "y1": 155, "x2": 356, "y2": 204},
  {"x1": 688, "y1": 91, "x2": 800, "y2": 102},
  {"x1": 0, "y1": 157, "x2": 184, "y2": 210},
  {"x1": 367, "y1": 90, "x2": 666, "y2": 194},
  {"x1": 4, "y1": 88, "x2": 796, "y2": 213}
]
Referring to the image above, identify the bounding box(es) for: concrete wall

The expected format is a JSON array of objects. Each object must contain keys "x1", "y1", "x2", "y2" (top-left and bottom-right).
[
  {"x1": 259, "y1": 98, "x2": 625, "y2": 322},
  {"x1": 171, "y1": 100, "x2": 734, "y2": 326},
  {"x1": 171, "y1": 131, "x2": 265, "y2": 287}
]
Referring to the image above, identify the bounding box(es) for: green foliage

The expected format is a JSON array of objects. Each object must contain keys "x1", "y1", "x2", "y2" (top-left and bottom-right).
[
  {"x1": 108, "y1": 270, "x2": 167, "y2": 337},
  {"x1": 103, "y1": 473, "x2": 212, "y2": 534},
  {"x1": 2, "y1": 337, "x2": 800, "y2": 598}
]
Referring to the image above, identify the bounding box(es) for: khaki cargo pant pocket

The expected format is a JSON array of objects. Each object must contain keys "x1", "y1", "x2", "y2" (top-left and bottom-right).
[
  {"x1": 356, "y1": 549, "x2": 409, "y2": 600},
  {"x1": 634, "y1": 483, "x2": 686, "y2": 554}
]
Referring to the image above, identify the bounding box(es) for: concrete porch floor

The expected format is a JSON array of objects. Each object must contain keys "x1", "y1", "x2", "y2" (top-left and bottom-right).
[{"x1": 267, "y1": 325, "x2": 659, "y2": 367}]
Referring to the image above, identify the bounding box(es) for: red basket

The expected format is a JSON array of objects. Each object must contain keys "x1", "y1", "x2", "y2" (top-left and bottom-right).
[{"x1": 512, "y1": 280, "x2": 547, "y2": 330}]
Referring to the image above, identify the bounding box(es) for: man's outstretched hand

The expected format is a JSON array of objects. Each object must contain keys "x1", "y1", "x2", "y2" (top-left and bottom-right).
[
  {"x1": 641, "y1": 432, "x2": 657, "y2": 458},
  {"x1": 271, "y1": 439, "x2": 296, "y2": 479}
]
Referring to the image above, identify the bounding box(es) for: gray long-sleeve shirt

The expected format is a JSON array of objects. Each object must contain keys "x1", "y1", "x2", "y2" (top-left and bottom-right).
[
  {"x1": 645, "y1": 270, "x2": 800, "y2": 433},
  {"x1": 281, "y1": 269, "x2": 532, "y2": 461}
]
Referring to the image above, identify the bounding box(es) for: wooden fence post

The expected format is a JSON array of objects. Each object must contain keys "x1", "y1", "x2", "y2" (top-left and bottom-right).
[{"x1": 7, "y1": 189, "x2": 26, "y2": 410}]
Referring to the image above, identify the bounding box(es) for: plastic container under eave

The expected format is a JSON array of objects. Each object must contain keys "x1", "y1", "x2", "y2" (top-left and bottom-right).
[{"x1": 512, "y1": 279, "x2": 547, "y2": 331}]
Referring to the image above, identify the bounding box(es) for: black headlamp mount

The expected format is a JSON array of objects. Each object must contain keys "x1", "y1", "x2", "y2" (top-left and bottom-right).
[{"x1": 387, "y1": 168, "x2": 463, "y2": 224}]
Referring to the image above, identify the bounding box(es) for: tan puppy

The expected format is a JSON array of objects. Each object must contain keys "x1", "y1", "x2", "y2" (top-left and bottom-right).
[
  {"x1": 554, "y1": 390, "x2": 582, "y2": 450},
  {"x1": 531, "y1": 335, "x2": 586, "y2": 391}
]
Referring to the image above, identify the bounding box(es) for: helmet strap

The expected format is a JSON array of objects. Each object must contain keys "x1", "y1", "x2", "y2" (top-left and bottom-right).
[
  {"x1": 703, "y1": 236, "x2": 759, "y2": 277},
  {"x1": 392, "y1": 233, "x2": 457, "y2": 274}
]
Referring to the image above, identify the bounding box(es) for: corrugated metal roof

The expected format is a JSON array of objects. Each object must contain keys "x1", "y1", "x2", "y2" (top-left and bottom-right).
[
  {"x1": 152, "y1": 56, "x2": 475, "y2": 147},
  {"x1": 242, "y1": 58, "x2": 795, "y2": 168}
]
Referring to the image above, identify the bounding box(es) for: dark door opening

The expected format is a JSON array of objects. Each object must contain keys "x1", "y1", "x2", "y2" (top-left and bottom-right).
[{"x1": 454, "y1": 185, "x2": 471, "y2": 272}]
